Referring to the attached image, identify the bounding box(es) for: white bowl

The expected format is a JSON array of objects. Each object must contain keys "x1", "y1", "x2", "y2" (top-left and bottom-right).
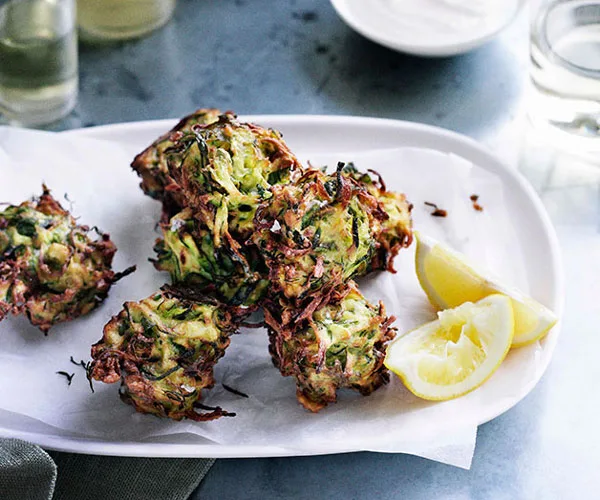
[{"x1": 330, "y1": 0, "x2": 526, "y2": 57}]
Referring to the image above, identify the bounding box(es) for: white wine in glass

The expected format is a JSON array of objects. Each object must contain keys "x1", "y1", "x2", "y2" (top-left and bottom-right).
[
  {"x1": 77, "y1": 0, "x2": 176, "y2": 42},
  {"x1": 0, "y1": 0, "x2": 78, "y2": 126}
]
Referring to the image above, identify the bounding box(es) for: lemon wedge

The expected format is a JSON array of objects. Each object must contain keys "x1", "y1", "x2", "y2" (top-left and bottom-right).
[
  {"x1": 414, "y1": 231, "x2": 557, "y2": 347},
  {"x1": 384, "y1": 294, "x2": 514, "y2": 401}
]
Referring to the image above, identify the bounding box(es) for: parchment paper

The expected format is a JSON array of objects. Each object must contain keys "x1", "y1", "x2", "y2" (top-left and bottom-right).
[{"x1": 0, "y1": 127, "x2": 541, "y2": 469}]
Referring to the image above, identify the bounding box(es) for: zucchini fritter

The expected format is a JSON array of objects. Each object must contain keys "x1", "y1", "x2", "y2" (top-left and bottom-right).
[
  {"x1": 340, "y1": 163, "x2": 413, "y2": 271},
  {"x1": 90, "y1": 289, "x2": 248, "y2": 421},
  {"x1": 125, "y1": 111, "x2": 415, "y2": 417},
  {"x1": 0, "y1": 187, "x2": 128, "y2": 333},
  {"x1": 152, "y1": 208, "x2": 268, "y2": 306},
  {"x1": 131, "y1": 108, "x2": 224, "y2": 219},
  {"x1": 264, "y1": 281, "x2": 396, "y2": 412},
  {"x1": 165, "y1": 114, "x2": 302, "y2": 240},
  {"x1": 252, "y1": 164, "x2": 388, "y2": 301}
]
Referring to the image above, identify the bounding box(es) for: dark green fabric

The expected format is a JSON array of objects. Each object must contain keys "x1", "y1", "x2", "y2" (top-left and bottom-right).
[
  {"x1": 0, "y1": 439, "x2": 57, "y2": 500},
  {"x1": 48, "y1": 452, "x2": 215, "y2": 500},
  {"x1": 0, "y1": 438, "x2": 215, "y2": 500}
]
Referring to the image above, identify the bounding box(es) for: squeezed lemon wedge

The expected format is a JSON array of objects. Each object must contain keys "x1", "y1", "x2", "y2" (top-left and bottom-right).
[
  {"x1": 414, "y1": 232, "x2": 557, "y2": 347},
  {"x1": 384, "y1": 295, "x2": 514, "y2": 401}
]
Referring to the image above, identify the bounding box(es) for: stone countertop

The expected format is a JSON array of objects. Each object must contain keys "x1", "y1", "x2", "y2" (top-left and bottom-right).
[
  {"x1": 59, "y1": 0, "x2": 526, "y2": 147},
  {"x1": 49, "y1": 0, "x2": 598, "y2": 498}
]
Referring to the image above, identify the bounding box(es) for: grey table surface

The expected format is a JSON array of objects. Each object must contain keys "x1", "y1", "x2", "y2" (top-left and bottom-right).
[{"x1": 39, "y1": 0, "x2": 598, "y2": 499}]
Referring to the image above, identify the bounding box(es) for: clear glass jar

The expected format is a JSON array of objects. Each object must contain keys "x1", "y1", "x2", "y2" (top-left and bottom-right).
[
  {"x1": 77, "y1": 0, "x2": 176, "y2": 42},
  {"x1": 528, "y1": 0, "x2": 600, "y2": 149},
  {"x1": 0, "y1": 0, "x2": 78, "y2": 126}
]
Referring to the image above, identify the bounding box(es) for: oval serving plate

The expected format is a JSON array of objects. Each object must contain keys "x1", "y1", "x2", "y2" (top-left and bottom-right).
[{"x1": 0, "y1": 115, "x2": 562, "y2": 457}]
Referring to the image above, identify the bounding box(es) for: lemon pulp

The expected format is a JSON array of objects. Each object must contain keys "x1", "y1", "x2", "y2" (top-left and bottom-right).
[{"x1": 384, "y1": 294, "x2": 514, "y2": 401}]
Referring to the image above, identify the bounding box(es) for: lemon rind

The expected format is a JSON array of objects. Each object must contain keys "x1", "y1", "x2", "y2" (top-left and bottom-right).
[{"x1": 414, "y1": 231, "x2": 558, "y2": 349}]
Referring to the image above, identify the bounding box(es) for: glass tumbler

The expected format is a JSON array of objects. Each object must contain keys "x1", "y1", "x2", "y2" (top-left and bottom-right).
[
  {"x1": 0, "y1": 0, "x2": 78, "y2": 126},
  {"x1": 529, "y1": 0, "x2": 600, "y2": 150},
  {"x1": 77, "y1": 0, "x2": 176, "y2": 42}
]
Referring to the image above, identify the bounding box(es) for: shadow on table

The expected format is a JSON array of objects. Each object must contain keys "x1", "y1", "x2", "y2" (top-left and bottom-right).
[
  {"x1": 192, "y1": 382, "x2": 546, "y2": 500},
  {"x1": 294, "y1": 28, "x2": 523, "y2": 138}
]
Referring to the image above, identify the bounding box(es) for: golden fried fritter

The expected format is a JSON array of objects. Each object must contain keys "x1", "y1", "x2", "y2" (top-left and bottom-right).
[
  {"x1": 251, "y1": 165, "x2": 388, "y2": 301},
  {"x1": 264, "y1": 281, "x2": 396, "y2": 412},
  {"x1": 90, "y1": 288, "x2": 249, "y2": 421},
  {"x1": 0, "y1": 187, "x2": 132, "y2": 333},
  {"x1": 131, "y1": 108, "x2": 224, "y2": 219},
  {"x1": 153, "y1": 208, "x2": 268, "y2": 306},
  {"x1": 339, "y1": 163, "x2": 413, "y2": 271},
  {"x1": 164, "y1": 114, "x2": 302, "y2": 240}
]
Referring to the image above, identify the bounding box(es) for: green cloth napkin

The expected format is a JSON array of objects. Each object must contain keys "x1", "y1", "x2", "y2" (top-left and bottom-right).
[
  {"x1": 0, "y1": 439, "x2": 56, "y2": 500},
  {"x1": 0, "y1": 438, "x2": 214, "y2": 500}
]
